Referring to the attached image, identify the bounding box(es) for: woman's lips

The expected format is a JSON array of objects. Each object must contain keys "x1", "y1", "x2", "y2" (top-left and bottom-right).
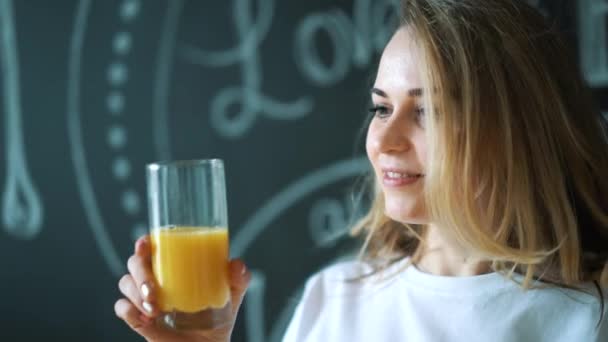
[{"x1": 382, "y1": 171, "x2": 424, "y2": 187}]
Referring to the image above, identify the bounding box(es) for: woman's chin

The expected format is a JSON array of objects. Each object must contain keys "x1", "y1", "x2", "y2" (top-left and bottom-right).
[
  {"x1": 385, "y1": 212, "x2": 423, "y2": 224},
  {"x1": 384, "y1": 202, "x2": 427, "y2": 224}
]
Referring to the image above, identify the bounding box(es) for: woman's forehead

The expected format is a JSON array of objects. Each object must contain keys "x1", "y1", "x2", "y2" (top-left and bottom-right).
[{"x1": 374, "y1": 28, "x2": 423, "y2": 94}]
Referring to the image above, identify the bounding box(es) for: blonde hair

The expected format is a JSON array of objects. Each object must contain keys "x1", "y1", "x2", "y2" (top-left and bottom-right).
[{"x1": 352, "y1": 0, "x2": 608, "y2": 295}]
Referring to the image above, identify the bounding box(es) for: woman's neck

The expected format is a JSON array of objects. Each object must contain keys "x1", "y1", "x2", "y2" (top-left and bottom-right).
[{"x1": 412, "y1": 224, "x2": 492, "y2": 277}]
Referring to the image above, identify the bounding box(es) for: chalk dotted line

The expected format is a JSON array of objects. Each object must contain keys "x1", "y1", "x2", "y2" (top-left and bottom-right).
[{"x1": 105, "y1": 0, "x2": 146, "y2": 241}]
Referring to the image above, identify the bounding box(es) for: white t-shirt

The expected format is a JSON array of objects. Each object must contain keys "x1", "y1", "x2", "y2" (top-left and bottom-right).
[{"x1": 283, "y1": 258, "x2": 607, "y2": 342}]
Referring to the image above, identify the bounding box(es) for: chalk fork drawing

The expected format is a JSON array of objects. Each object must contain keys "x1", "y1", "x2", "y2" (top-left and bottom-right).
[{"x1": 0, "y1": 0, "x2": 44, "y2": 239}]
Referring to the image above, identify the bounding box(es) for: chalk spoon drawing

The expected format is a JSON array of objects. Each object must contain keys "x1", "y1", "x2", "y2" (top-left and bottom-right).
[{"x1": 0, "y1": 0, "x2": 44, "y2": 239}]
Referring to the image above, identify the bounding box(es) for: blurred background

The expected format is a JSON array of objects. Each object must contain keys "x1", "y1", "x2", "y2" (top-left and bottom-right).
[{"x1": 0, "y1": 0, "x2": 606, "y2": 341}]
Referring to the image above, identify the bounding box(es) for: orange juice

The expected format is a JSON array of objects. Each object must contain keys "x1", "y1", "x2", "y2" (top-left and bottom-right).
[{"x1": 150, "y1": 226, "x2": 230, "y2": 313}]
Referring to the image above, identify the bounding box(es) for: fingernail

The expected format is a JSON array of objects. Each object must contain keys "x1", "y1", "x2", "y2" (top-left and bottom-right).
[
  {"x1": 141, "y1": 283, "x2": 150, "y2": 298},
  {"x1": 142, "y1": 301, "x2": 153, "y2": 314},
  {"x1": 241, "y1": 263, "x2": 247, "y2": 275}
]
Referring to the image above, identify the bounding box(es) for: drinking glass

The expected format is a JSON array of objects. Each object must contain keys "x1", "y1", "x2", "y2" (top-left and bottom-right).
[{"x1": 146, "y1": 159, "x2": 231, "y2": 330}]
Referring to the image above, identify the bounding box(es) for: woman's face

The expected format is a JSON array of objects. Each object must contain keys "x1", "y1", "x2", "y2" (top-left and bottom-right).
[{"x1": 366, "y1": 28, "x2": 428, "y2": 224}]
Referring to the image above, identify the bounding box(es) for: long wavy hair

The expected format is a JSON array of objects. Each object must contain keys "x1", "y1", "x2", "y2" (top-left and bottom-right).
[{"x1": 352, "y1": 0, "x2": 608, "y2": 301}]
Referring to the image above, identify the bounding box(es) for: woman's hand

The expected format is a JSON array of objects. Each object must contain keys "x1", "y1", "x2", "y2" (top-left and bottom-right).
[{"x1": 115, "y1": 235, "x2": 251, "y2": 342}]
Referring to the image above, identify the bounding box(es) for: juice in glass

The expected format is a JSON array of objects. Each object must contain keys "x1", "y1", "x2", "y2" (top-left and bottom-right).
[{"x1": 151, "y1": 226, "x2": 230, "y2": 313}]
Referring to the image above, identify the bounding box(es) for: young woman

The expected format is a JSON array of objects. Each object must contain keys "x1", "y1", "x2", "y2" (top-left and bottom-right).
[{"x1": 115, "y1": 1, "x2": 608, "y2": 341}]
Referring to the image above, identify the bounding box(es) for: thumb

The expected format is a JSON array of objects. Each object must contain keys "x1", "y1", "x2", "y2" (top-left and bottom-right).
[{"x1": 228, "y1": 259, "x2": 251, "y2": 313}]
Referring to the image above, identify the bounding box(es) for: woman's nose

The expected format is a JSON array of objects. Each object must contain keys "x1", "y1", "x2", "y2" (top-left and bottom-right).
[{"x1": 372, "y1": 110, "x2": 413, "y2": 154}]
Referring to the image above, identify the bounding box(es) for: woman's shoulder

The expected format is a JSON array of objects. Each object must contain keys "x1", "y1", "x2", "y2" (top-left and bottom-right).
[
  {"x1": 310, "y1": 259, "x2": 373, "y2": 281},
  {"x1": 524, "y1": 283, "x2": 608, "y2": 340},
  {"x1": 301, "y1": 257, "x2": 407, "y2": 298},
  {"x1": 283, "y1": 259, "x2": 398, "y2": 341},
  {"x1": 287, "y1": 258, "x2": 406, "y2": 328}
]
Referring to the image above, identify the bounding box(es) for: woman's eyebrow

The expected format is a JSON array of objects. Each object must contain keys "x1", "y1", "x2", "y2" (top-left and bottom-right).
[
  {"x1": 371, "y1": 87, "x2": 388, "y2": 98},
  {"x1": 371, "y1": 87, "x2": 424, "y2": 98},
  {"x1": 408, "y1": 88, "x2": 423, "y2": 97}
]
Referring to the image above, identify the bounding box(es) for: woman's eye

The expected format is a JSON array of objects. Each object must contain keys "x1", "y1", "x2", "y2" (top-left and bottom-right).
[
  {"x1": 414, "y1": 107, "x2": 426, "y2": 126},
  {"x1": 368, "y1": 105, "x2": 391, "y2": 118}
]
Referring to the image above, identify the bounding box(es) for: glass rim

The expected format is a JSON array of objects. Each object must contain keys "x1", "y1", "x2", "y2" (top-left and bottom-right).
[{"x1": 146, "y1": 158, "x2": 224, "y2": 171}]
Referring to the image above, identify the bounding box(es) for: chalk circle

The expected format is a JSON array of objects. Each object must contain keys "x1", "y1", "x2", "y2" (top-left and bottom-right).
[
  {"x1": 120, "y1": 0, "x2": 141, "y2": 22},
  {"x1": 121, "y1": 189, "x2": 141, "y2": 216},
  {"x1": 107, "y1": 62, "x2": 128, "y2": 86},
  {"x1": 107, "y1": 125, "x2": 127, "y2": 149},
  {"x1": 106, "y1": 91, "x2": 125, "y2": 114},
  {"x1": 112, "y1": 156, "x2": 131, "y2": 181},
  {"x1": 113, "y1": 31, "x2": 132, "y2": 55}
]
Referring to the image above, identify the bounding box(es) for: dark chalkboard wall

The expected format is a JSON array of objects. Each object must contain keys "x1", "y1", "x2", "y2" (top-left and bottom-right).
[{"x1": 0, "y1": 0, "x2": 605, "y2": 341}]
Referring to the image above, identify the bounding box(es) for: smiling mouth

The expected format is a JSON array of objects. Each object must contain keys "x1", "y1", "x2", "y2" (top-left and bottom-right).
[{"x1": 384, "y1": 171, "x2": 424, "y2": 179}]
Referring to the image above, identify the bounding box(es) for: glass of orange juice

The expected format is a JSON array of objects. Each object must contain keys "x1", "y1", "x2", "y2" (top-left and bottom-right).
[{"x1": 146, "y1": 159, "x2": 231, "y2": 330}]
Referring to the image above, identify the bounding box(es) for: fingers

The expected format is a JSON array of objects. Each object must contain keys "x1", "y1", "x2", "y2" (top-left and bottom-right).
[
  {"x1": 115, "y1": 298, "x2": 191, "y2": 342},
  {"x1": 228, "y1": 259, "x2": 252, "y2": 314},
  {"x1": 118, "y1": 274, "x2": 158, "y2": 318},
  {"x1": 117, "y1": 240, "x2": 249, "y2": 341},
  {"x1": 127, "y1": 235, "x2": 159, "y2": 317},
  {"x1": 114, "y1": 298, "x2": 154, "y2": 330}
]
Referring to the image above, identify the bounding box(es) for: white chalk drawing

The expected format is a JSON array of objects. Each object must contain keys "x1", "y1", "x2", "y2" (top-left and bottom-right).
[
  {"x1": 67, "y1": 0, "x2": 124, "y2": 275},
  {"x1": 232, "y1": 157, "x2": 369, "y2": 256},
  {"x1": 0, "y1": 0, "x2": 44, "y2": 239},
  {"x1": 121, "y1": 189, "x2": 141, "y2": 216},
  {"x1": 120, "y1": 0, "x2": 140, "y2": 22},
  {"x1": 107, "y1": 125, "x2": 127, "y2": 150},
  {"x1": 267, "y1": 289, "x2": 302, "y2": 342},
  {"x1": 309, "y1": 195, "x2": 359, "y2": 248},
  {"x1": 180, "y1": 0, "x2": 397, "y2": 139},
  {"x1": 309, "y1": 181, "x2": 370, "y2": 248},
  {"x1": 68, "y1": 0, "x2": 145, "y2": 276},
  {"x1": 295, "y1": 11, "x2": 352, "y2": 86},
  {"x1": 179, "y1": 0, "x2": 314, "y2": 139},
  {"x1": 112, "y1": 31, "x2": 132, "y2": 56},
  {"x1": 153, "y1": 0, "x2": 183, "y2": 161},
  {"x1": 234, "y1": 157, "x2": 369, "y2": 341},
  {"x1": 245, "y1": 270, "x2": 267, "y2": 342},
  {"x1": 112, "y1": 157, "x2": 131, "y2": 181},
  {"x1": 232, "y1": 157, "x2": 368, "y2": 341},
  {"x1": 107, "y1": 61, "x2": 128, "y2": 86},
  {"x1": 294, "y1": 0, "x2": 398, "y2": 86},
  {"x1": 107, "y1": 91, "x2": 125, "y2": 115},
  {"x1": 105, "y1": 0, "x2": 144, "y2": 232},
  {"x1": 579, "y1": 0, "x2": 608, "y2": 86}
]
